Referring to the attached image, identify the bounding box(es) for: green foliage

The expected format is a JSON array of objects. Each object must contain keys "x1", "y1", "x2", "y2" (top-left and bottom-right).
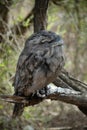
[{"x1": 23, "y1": 17, "x2": 33, "y2": 27}]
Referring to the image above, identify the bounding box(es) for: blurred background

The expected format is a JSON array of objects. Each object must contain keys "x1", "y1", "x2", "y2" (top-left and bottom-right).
[{"x1": 0, "y1": 0, "x2": 87, "y2": 129}]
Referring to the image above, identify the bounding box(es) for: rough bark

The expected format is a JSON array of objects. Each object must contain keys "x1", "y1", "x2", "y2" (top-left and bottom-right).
[{"x1": 34, "y1": 0, "x2": 49, "y2": 32}]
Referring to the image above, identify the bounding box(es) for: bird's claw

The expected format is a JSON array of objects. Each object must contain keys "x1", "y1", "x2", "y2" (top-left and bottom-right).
[
  {"x1": 36, "y1": 88, "x2": 48, "y2": 98},
  {"x1": 36, "y1": 91, "x2": 46, "y2": 98}
]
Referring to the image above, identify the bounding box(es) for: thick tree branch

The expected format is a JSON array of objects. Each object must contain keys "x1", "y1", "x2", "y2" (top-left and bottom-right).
[
  {"x1": 34, "y1": 0, "x2": 49, "y2": 32},
  {"x1": 0, "y1": 69, "x2": 87, "y2": 116},
  {"x1": 0, "y1": 85, "x2": 87, "y2": 107},
  {"x1": 54, "y1": 69, "x2": 87, "y2": 92},
  {"x1": 1, "y1": 69, "x2": 87, "y2": 103},
  {"x1": 0, "y1": 69, "x2": 87, "y2": 107}
]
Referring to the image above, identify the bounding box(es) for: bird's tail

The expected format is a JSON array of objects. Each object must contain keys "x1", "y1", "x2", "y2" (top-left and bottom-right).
[{"x1": 12, "y1": 103, "x2": 24, "y2": 118}]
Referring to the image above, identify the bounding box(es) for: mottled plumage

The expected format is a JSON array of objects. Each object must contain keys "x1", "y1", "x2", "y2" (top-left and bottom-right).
[{"x1": 13, "y1": 30, "x2": 65, "y2": 117}]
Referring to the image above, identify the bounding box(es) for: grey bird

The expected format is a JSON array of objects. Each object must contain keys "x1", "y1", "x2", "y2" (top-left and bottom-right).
[{"x1": 12, "y1": 30, "x2": 65, "y2": 118}]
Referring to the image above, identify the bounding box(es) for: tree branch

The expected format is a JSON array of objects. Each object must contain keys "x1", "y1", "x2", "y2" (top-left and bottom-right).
[
  {"x1": 0, "y1": 85, "x2": 87, "y2": 107},
  {"x1": 0, "y1": 69, "x2": 87, "y2": 115},
  {"x1": 54, "y1": 69, "x2": 87, "y2": 92},
  {"x1": 34, "y1": 0, "x2": 49, "y2": 32}
]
